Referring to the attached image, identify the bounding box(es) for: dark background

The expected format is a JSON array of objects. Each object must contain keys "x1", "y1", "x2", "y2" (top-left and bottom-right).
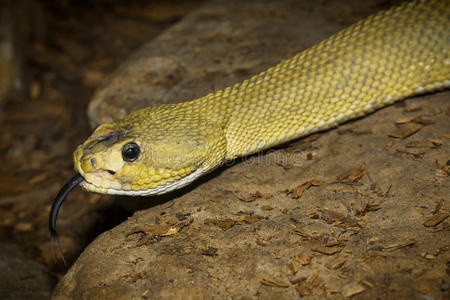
[{"x1": 0, "y1": 0, "x2": 203, "y2": 297}]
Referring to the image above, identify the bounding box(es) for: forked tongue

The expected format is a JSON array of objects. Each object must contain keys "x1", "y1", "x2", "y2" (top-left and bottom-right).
[{"x1": 49, "y1": 174, "x2": 84, "y2": 265}]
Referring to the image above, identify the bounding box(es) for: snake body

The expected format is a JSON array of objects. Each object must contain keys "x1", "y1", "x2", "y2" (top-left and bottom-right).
[{"x1": 71, "y1": 0, "x2": 449, "y2": 196}]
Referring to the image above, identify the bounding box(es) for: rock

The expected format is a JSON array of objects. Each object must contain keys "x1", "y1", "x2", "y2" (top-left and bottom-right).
[
  {"x1": 0, "y1": 242, "x2": 54, "y2": 299},
  {"x1": 53, "y1": 0, "x2": 450, "y2": 299}
]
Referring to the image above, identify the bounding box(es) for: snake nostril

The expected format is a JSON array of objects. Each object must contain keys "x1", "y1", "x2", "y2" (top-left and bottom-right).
[{"x1": 90, "y1": 158, "x2": 97, "y2": 169}]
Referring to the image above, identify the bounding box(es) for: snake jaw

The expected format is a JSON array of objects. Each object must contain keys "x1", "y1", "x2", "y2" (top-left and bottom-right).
[{"x1": 78, "y1": 166, "x2": 209, "y2": 196}]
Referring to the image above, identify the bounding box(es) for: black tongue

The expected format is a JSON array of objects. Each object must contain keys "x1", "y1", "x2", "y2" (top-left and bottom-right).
[{"x1": 49, "y1": 173, "x2": 84, "y2": 264}]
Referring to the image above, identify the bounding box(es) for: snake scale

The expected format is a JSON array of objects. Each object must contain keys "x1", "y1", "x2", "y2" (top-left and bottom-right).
[{"x1": 50, "y1": 0, "x2": 449, "y2": 246}]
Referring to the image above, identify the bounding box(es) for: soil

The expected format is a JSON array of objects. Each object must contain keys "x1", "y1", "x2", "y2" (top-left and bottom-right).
[{"x1": 0, "y1": 0, "x2": 448, "y2": 299}]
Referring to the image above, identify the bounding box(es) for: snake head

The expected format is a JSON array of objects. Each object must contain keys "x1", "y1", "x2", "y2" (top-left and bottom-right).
[{"x1": 73, "y1": 105, "x2": 227, "y2": 195}]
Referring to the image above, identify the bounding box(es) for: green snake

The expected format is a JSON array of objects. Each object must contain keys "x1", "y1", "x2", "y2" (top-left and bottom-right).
[{"x1": 50, "y1": 0, "x2": 449, "y2": 253}]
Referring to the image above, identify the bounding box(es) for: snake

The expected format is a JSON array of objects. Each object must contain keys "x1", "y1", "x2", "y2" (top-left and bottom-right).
[{"x1": 49, "y1": 0, "x2": 449, "y2": 257}]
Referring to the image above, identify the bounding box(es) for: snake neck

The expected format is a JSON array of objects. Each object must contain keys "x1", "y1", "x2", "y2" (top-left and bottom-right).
[{"x1": 189, "y1": 0, "x2": 449, "y2": 161}]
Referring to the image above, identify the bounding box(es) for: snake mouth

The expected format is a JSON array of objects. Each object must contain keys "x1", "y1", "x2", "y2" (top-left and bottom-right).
[{"x1": 79, "y1": 169, "x2": 123, "y2": 192}]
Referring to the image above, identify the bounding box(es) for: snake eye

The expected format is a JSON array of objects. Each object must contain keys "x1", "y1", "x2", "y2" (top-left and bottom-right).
[{"x1": 122, "y1": 142, "x2": 140, "y2": 162}]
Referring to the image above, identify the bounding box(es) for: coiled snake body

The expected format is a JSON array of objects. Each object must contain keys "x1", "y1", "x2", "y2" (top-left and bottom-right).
[{"x1": 50, "y1": 0, "x2": 449, "y2": 243}]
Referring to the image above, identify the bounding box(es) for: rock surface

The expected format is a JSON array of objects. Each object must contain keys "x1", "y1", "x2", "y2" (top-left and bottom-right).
[{"x1": 54, "y1": 0, "x2": 449, "y2": 299}]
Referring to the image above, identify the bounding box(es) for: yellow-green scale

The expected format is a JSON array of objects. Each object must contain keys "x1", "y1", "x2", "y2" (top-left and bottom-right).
[{"x1": 182, "y1": 0, "x2": 449, "y2": 160}]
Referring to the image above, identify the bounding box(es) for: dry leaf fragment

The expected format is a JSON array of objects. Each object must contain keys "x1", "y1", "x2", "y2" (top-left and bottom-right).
[
  {"x1": 352, "y1": 128, "x2": 373, "y2": 135},
  {"x1": 404, "y1": 103, "x2": 423, "y2": 112},
  {"x1": 295, "y1": 282, "x2": 312, "y2": 296},
  {"x1": 326, "y1": 289, "x2": 339, "y2": 295},
  {"x1": 261, "y1": 205, "x2": 274, "y2": 211},
  {"x1": 423, "y1": 212, "x2": 449, "y2": 227},
  {"x1": 291, "y1": 179, "x2": 325, "y2": 199},
  {"x1": 290, "y1": 275, "x2": 307, "y2": 284},
  {"x1": 443, "y1": 133, "x2": 450, "y2": 139},
  {"x1": 432, "y1": 199, "x2": 444, "y2": 215},
  {"x1": 413, "y1": 114, "x2": 435, "y2": 124},
  {"x1": 292, "y1": 226, "x2": 316, "y2": 238},
  {"x1": 130, "y1": 224, "x2": 179, "y2": 236},
  {"x1": 260, "y1": 277, "x2": 289, "y2": 287},
  {"x1": 395, "y1": 116, "x2": 415, "y2": 124},
  {"x1": 383, "y1": 240, "x2": 416, "y2": 251},
  {"x1": 204, "y1": 217, "x2": 236, "y2": 229},
  {"x1": 14, "y1": 222, "x2": 33, "y2": 231},
  {"x1": 428, "y1": 138, "x2": 443, "y2": 146},
  {"x1": 288, "y1": 261, "x2": 298, "y2": 274},
  {"x1": 235, "y1": 191, "x2": 261, "y2": 202},
  {"x1": 199, "y1": 246, "x2": 218, "y2": 257},
  {"x1": 361, "y1": 280, "x2": 374, "y2": 288},
  {"x1": 255, "y1": 239, "x2": 268, "y2": 247},
  {"x1": 344, "y1": 168, "x2": 364, "y2": 183},
  {"x1": 209, "y1": 196, "x2": 224, "y2": 203},
  {"x1": 320, "y1": 209, "x2": 345, "y2": 224},
  {"x1": 326, "y1": 258, "x2": 346, "y2": 270},
  {"x1": 240, "y1": 214, "x2": 263, "y2": 224},
  {"x1": 388, "y1": 123, "x2": 423, "y2": 139}
]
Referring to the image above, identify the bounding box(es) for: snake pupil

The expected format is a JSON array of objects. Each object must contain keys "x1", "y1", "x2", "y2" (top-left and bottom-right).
[{"x1": 122, "y1": 142, "x2": 140, "y2": 162}]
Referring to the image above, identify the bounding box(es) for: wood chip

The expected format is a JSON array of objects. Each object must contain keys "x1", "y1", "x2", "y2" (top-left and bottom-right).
[
  {"x1": 291, "y1": 179, "x2": 325, "y2": 199},
  {"x1": 342, "y1": 282, "x2": 365, "y2": 298},
  {"x1": 443, "y1": 133, "x2": 450, "y2": 139},
  {"x1": 388, "y1": 123, "x2": 423, "y2": 139},
  {"x1": 260, "y1": 277, "x2": 289, "y2": 287},
  {"x1": 423, "y1": 212, "x2": 449, "y2": 227}
]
